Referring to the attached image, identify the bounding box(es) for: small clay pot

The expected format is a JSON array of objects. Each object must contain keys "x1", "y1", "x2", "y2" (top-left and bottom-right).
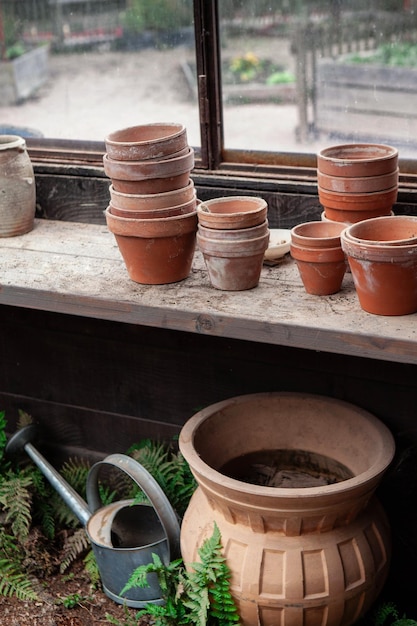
[
  {"x1": 105, "y1": 123, "x2": 188, "y2": 161},
  {"x1": 317, "y1": 144, "x2": 398, "y2": 178},
  {"x1": 197, "y1": 232, "x2": 270, "y2": 291},
  {"x1": 198, "y1": 220, "x2": 269, "y2": 241},
  {"x1": 105, "y1": 207, "x2": 197, "y2": 284},
  {"x1": 290, "y1": 242, "x2": 347, "y2": 296},
  {"x1": 341, "y1": 215, "x2": 417, "y2": 247},
  {"x1": 197, "y1": 196, "x2": 268, "y2": 230},
  {"x1": 317, "y1": 169, "x2": 398, "y2": 194},
  {"x1": 109, "y1": 181, "x2": 195, "y2": 211},
  {"x1": 109, "y1": 195, "x2": 196, "y2": 219},
  {"x1": 341, "y1": 225, "x2": 417, "y2": 315},
  {"x1": 291, "y1": 221, "x2": 346, "y2": 248}
]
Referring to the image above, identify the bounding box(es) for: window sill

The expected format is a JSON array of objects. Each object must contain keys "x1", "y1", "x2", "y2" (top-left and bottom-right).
[{"x1": 0, "y1": 219, "x2": 416, "y2": 365}]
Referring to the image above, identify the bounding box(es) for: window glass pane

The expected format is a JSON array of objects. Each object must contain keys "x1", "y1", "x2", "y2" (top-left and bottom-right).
[
  {"x1": 219, "y1": 1, "x2": 417, "y2": 158},
  {"x1": 0, "y1": 0, "x2": 200, "y2": 146}
]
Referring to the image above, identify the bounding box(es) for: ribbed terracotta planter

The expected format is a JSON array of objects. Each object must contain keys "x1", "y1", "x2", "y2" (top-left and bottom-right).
[
  {"x1": 341, "y1": 217, "x2": 417, "y2": 315},
  {"x1": 317, "y1": 143, "x2": 398, "y2": 178},
  {"x1": 0, "y1": 135, "x2": 36, "y2": 237},
  {"x1": 109, "y1": 181, "x2": 195, "y2": 212},
  {"x1": 197, "y1": 232, "x2": 269, "y2": 291},
  {"x1": 105, "y1": 207, "x2": 197, "y2": 284},
  {"x1": 105, "y1": 123, "x2": 187, "y2": 161},
  {"x1": 103, "y1": 148, "x2": 194, "y2": 194},
  {"x1": 197, "y1": 196, "x2": 268, "y2": 230},
  {"x1": 179, "y1": 392, "x2": 395, "y2": 626}
]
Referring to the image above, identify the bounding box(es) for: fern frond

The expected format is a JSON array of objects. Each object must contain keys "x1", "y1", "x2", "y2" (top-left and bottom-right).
[
  {"x1": 374, "y1": 603, "x2": 400, "y2": 626},
  {"x1": 83, "y1": 548, "x2": 100, "y2": 586},
  {"x1": 0, "y1": 558, "x2": 40, "y2": 601},
  {"x1": 0, "y1": 410, "x2": 7, "y2": 464},
  {"x1": 0, "y1": 470, "x2": 33, "y2": 542},
  {"x1": 60, "y1": 528, "x2": 90, "y2": 573}
]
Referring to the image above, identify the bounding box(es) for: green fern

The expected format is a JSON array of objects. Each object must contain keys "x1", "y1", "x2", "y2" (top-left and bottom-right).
[
  {"x1": 0, "y1": 411, "x2": 7, "y2": 464},
  {"x1": 373, "y1": 603, "x2": 417, "y2": 626},
  {"x1": 0, "y1": 558, "x2": 40, "y2": 601},
  {"x1": 0, "y1": 469, "x2": 33, "y2": 542},
  {"x1": 60, "y1": 527, "x2": 90, "y2": 573},
  {"x1": 83, "y1": 548, "x2": 101, "y2": 587}
]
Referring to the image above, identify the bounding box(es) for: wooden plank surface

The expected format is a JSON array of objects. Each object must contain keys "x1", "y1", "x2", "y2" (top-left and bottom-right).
[{"x1": 1, "y1": 219, "x2": 416, "y2": 364}]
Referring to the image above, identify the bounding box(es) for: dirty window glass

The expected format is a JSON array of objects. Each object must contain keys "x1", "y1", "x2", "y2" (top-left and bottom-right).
[
  {"x1": 0, "y1": 0, "x2": 200, "y2": 146},
  {"x1": 219, "y1": 1, "x2": 417, "y2": 158}
]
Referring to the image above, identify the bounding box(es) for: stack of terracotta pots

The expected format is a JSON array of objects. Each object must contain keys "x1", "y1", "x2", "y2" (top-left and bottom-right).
[
  {"x1": 341, "y1": 215, "x2": 417, "y2": 315},
  {"x1": 103, "y1": 123, "x2": 198, "y2": 284},
  {"x1": 196, "y1": 196, "x2": 270, "y2": 291},
  {"x1": 317, "y1": 143, "x2": 399, "y2": 224}
]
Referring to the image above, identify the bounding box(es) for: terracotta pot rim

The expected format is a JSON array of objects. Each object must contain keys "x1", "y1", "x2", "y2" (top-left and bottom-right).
[
  {"x1": 109, "y1": 200, "x2": 196, "y2": 219},
  {"x1": 109, "y1": 192, "x2": 196, "y2": 213},
  {"x1": 197, "y1": 232, "x2": 269, "y2": 257},
  {"x1": 341, "y1": 232, "x2": 417, "y2": 260},
  {"x1": 318, "y1": 184, "x2": 398, "y2": 203},
  {"x1": 198, "y1": 195, "x2": 267, "y2": 215},
  {"x1": 198, "y1": 220, "x2": 268, "y2": 239},
  {"x1": 342, "y1": 215, "x2": 417, "y2": 246},
  {"x1": 179, "y1": 392, "x2": 395, "y2": 500},
  {"x1": 291, "y1": 221, "x2": 345, "y2": 247},
  {"x1": 105, "y1": 123, "x2": 187, "y2": 160},
  {"x1": 318, "y1": 143, "x2": 398, "y2": 168},
  {"x1": 105, "y1": 206, "x2": 197, "y2": 237},
  {"x1": 290, "y1": 243, "x2": 345, "y2": 263},
  {"x1": 317, "y1": 169, "x2": 399, "y2": 193},
  {"x1": 103, "y1": 147, "x2": 194, "y2": 181},
  {"x1": 0, "y1": 134, "x2": 26, "y2": 150},
  {"x1": 109, "y1": 180, "x2": 194, "y2": 202}
]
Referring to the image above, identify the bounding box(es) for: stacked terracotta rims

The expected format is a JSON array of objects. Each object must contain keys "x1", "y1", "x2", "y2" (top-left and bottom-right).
[
  {"x1": 317, "y1": 143, "x2": 399, "y2": 224},
  {"x1": 103, "y1": 123, "x2": 197, "y2": 284},
  {"x1": 196, "y1": 196, "x2": 270, "y2": 290}
]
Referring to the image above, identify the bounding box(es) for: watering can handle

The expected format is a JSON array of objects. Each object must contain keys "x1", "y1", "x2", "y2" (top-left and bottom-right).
[{"x1": 86, "y1": 453, "x2": 181, "y2": 559}]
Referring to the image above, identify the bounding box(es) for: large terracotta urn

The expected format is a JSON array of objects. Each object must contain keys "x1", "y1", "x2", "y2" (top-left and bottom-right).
[{"x1": 179, "y1": 392, "x2": 395, "y2": 626}]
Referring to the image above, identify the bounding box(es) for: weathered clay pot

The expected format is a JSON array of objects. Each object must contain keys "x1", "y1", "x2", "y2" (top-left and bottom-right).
[
  {"x1": 291, "y1": 220, "x2": 346, "y2": 248},
  {"x1": 341, "y1": 219, "x2": 417, "y2": 315},
  {"x1": 197, "y1": 196, "x2": 268, "y2": 230},
  {"x1": 109, "y1": 195, "x2": 196, "y2": 220},
  {"x1": 317, "y1": 169, "x2": 398, "y2": 193},
  {"x1": 318, "y1": 184, "x2": 397, "y2": 224},
  {"x1": 105, "y1": 123, "x2": 188, "y2": 161},
  {"x1": 317, "y1": 143, "x2": 398, "y2": 178},
  {"x1": 179, "y1": 392, "x2": 395, "y2": 626},
  {"x1": 0, "y1": 135, "x2": 36, "y2": 237},
  {"x1": 109, "y1": 181, "x2": 195, "y2": 212},
  {"x1": 103, "y1": 148, "x2": 194, "y2": 194},
  {"x1": 197, "y1": 232, "x2": 269, "y2": 291},
  {"x1": 105, "y1": 207, "x2": 197, "y2": 284},
  {"x1": 197, "y1": 220, "x2": 269, "y2": 241},
  {"x1": 342, "y1": 215, "x2": 417, "y2": 246}
]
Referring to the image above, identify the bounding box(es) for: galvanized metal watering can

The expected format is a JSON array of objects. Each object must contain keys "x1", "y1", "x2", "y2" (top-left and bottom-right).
[{"x1": 6, "y1": 425, "x2": 181, "y2": 608}]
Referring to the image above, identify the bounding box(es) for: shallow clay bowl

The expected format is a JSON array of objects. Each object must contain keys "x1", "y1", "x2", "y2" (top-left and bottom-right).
[
  {"x1": 317, "y1": 144, "x2": 398, "y2": 178},
  {"x1": 318, "y1": 185, "x2": 398, "y2": 211},
  {"x1": 105, "y1": 123, "x2": 188, "y2": 161},
  {"x1": 264, "y1": 229, "x2": 291, "y2": 261},
  {"x1": 291, "y1": 221, "x2": 346, "y2": 248},
  {"x1": 109, "y1": 196, "x2": 196, "y2": 219},
  {"x1": 197, "y1": 196, "x2": 268, "y2": 230},
  {"x1": 317, "y1": 169, "x2": 398, "y2": 194},
  {"x1": 109, "y1": 181, "x2": 195, "y2": 211},
  {"x1": 342, "y1": 215, "x2": 417, "y2": 246}
]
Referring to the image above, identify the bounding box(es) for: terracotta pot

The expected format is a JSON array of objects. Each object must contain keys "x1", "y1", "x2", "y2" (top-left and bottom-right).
[
  {"x1": 179, "y1": 392, "x2": 395, "y2": 626},
  {"x1": 290, "y1": 243, "x2": 347, "y2": 295},
  {"x1": 109, "y1": 196, "x2": 196, "y2": 220},
  {"x1": 317, "y1": 143, "x2": 398, "y2": 178},
  {"x1": 322, "y1": 206, "x2": 394, "y2": 223},
  {"x1": 105, "y1": 207, "x2": 197, "y2": 284},
  {"x1": 197, "y1": 220, "x2": 269, "y2": 241},
  {"x1": 105, "y1": 123, "x2": 188, "y2": 161},
  {"x1": 0, "y1": 135, "x2": 36, "y2": 237},
  {"x1": 318, "y1": 185, "x2": 398, "y2": 210},
  {"x1": 197, "y1": 196, "x2": 268, "y2": 230},
  {"x1": 110, "y1": 172, "x2": 191, "y2": 195},
  {"x1": 317, "y1": 169, "x2": 398, "y2": 193},
  {"x1": 342, "y1": 215, "x2": 417, "y2": 246},
  {"x1": 341, "y1": 225, "x2": 417, "y2": 315},
  {"x1": 197, "y1": 232, "x2": 269, "y2": 291},
  {"x1": 109, "y1": 181, "x2": 195, "y2": 211},
  {"x1": 291, "y1": 220, "x2": 346, "y2": 248}
]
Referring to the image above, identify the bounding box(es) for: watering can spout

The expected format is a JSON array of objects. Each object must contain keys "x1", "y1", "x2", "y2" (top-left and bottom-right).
[{"x1": 6, "y1": 424, "x2": 92, "y2": 526}]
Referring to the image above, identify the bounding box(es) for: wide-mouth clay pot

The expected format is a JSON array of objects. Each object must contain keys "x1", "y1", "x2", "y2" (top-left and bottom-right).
[
  {"x1": 197, "y1": 196, "x2": 268, "y2": 230},
  {"x1": 290, "y1": 243, "x2": 346, "y2": 295},
  {"x1": 291, "y1": 221, "x2": 346, "y2": 248},
  {"x1": 198, "y1": 220, "x2": 269, "y2": 241},
  {"x1": 341, "y1": 215, "x2": 417, "y2": 247},
  {"x1": 109, "y1": 196, "x2": 196, "y2": 220},
  {"x1": 103, "y1": 148, "x2": 194, "y2": 182},
  {"x1": 105, "y1": 123, "x2": 187, "y2": 161},
  {"x1": 317, "y1": 169, "x2": 398, "y2": 194},
  {"x1": 179, "y1": 392, "x2": 395, "y2": 626},
  {"x1": 317, "y1": 143, "x2": 398, "y2": 178},
  {"x1": 341, "y1": 227, "x2": 417, "y2": 315},
  {"x1": 109, "y1": 181, "x2": 195, "y2": 211}
]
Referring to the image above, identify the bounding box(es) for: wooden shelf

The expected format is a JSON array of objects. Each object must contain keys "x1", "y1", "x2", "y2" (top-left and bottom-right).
[{"x1": 1, "y1": 219, "x2": 416, "y2": 365}]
